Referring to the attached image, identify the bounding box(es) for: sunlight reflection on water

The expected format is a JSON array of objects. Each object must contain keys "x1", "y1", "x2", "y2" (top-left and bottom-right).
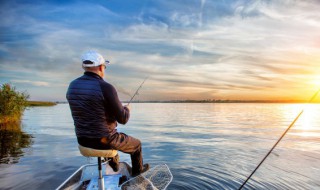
[{"x1": 0, "y1": 103, "x2": 319, "y2": 190}]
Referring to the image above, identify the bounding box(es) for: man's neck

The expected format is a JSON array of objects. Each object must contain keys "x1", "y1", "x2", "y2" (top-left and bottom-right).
[
  {"x1": 84, "y1": 71, "x2": 103, "y2": 79},
  {"x1": 84, "y1": 70, "x2": 103, "y2": 78}
]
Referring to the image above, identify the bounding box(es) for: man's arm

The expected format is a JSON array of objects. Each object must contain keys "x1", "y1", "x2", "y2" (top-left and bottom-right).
[{"x1": 100, "y1": 82, "x2": 130, "y2": 124}]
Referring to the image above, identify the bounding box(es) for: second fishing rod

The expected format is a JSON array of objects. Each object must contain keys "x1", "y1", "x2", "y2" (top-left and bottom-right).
[{"x1": 238, "y1": 88, "x2": 320, "y2": 190}]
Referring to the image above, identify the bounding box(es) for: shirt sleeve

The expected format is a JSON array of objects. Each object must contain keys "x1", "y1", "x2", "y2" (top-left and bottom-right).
[{"x1": 100, "y1": 81, "x2": 130, "y2": 125}]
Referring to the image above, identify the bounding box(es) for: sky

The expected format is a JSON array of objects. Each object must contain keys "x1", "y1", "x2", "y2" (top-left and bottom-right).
[{"x1": 0, "y1": 0, "x2": 320, "y2": 102}]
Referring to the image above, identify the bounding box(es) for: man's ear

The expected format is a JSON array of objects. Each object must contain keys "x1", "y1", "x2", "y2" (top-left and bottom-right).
[{"x1": 99, "y1": 65, "x2": 103, "y2": 72}]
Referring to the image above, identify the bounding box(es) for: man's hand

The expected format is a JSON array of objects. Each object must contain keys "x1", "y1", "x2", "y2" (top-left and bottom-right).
[{"x1": 124, "y1": 104, "x2": 131, "y2": 112}]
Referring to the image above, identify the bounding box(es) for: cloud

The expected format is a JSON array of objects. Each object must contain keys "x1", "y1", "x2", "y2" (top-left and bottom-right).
[
  {"x1": 1, "y1": 0, "x2": 320, "y2": 101},
  {"x1": 11, "y1": 80, "x2": 50, "y2": 87}
]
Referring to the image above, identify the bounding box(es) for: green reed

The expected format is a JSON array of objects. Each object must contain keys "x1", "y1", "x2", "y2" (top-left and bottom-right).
[{"x1": 0, "y1": 83, "x2": 29, "y2": 125}]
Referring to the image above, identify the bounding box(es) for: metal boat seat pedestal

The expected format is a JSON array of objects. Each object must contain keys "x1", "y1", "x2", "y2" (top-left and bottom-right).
[{"x1": 78, "y1": 145, "x2": 118, "y2": 190}]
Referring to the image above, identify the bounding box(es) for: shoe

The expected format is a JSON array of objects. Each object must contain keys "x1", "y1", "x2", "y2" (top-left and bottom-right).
[
  {"x1": 132, "y1": 164, "x2": 150, "y2": 177},
  {"x1": 141, "y1": 163, "x2": 150, "y2": 173}
]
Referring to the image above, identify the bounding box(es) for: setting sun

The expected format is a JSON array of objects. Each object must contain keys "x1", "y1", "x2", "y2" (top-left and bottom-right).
[
  {"x1": 313, "y1": 77, "x2": 320, "y2": 87},
  {"x1": 309, "y1": 75, "x2": 320, "y2": 88}
]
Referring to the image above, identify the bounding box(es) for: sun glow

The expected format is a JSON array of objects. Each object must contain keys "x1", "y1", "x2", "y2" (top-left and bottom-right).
[
  {"x1": 314, "y1": 81, "x2": 320, "y2": 87},
  {"x1": 301, "y1": 105, "x2": 315, "y2": 129},
  {"x1": 296, "y1": 104, "x2": 320, "y2": 137},
  {"x1": 311, "y1": 76, "x2": 320, "y2": 88},
  {"x1": 282, "y1": 104, "x2": 319, "y2": 137}
]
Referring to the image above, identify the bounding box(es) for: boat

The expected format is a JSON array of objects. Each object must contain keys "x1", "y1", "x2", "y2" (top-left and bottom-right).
[{"x1": 56, "y1": 161, "x2": 173, "y2": 190}]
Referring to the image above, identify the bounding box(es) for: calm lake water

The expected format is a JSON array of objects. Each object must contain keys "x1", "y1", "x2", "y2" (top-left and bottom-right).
[{"x1": 0, "y1": 103, "x2": 320, "y2": 190}]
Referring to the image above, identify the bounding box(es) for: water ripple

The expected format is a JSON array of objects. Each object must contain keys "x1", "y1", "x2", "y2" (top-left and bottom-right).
[{"x1": 1, "y1": 103, "x2": 320, "y2": 190}]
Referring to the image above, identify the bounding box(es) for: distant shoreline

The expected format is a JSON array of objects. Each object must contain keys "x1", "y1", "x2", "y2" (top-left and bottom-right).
[
  {"x1": 124, "y1": 100, "x2": 319, "y2": 103},
  {"x1": 55, "y1": 100, "x2": 319, "y2": 104},
  {"x1": 27, "y1": 101, "x2": 57, "y2": 106}
]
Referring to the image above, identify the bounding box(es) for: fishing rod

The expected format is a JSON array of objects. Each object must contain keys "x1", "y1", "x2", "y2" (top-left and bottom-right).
[
  {"x1": 238, "y1": 88, "x2": 320, "y2": 190},
  {"x1": 127, "y1": 77, "x2": 149, "y2": 106}
]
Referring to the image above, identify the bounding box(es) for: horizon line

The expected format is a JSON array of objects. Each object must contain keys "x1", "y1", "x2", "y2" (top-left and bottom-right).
[{"x1": 49, "y1": 99, "x2": 320, "y2": 104}]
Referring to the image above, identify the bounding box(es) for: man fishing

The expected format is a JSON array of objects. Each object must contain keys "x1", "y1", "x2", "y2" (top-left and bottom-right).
[{"x1": 66, "y1": 50, "x2": 149, "y2": 177}]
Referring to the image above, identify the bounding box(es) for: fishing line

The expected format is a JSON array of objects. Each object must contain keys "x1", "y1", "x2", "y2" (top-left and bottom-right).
[
  {"x1": 238, "y1": 88, "x2": 320, "y2": 190},
  {"x1": 127, "y1": 77, "x2": 149, "y2": 106}
]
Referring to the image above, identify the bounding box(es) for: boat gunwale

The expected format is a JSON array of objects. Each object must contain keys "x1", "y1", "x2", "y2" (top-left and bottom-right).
[{"x1": 55, "y1": 163, "x2": 98, "y2": 190}]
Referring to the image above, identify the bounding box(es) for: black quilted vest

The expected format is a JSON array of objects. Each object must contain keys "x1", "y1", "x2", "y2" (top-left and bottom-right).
[{"x1": 66, "y1": 72, "x2": 127, "y2": 138}]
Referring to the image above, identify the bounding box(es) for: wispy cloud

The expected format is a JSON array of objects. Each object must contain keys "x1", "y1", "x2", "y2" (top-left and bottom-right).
[
  {"x1": 1, "y1": 0, "x2": 320, "y2": 101},
  {"x1": 11, "y1": 80, "x2": 50, "y2": 87}
]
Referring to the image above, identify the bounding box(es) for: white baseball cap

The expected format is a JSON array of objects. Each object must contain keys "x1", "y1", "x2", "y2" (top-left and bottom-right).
[{"x1": 81, "y1": 50, "x2": 110, "y2": 67}]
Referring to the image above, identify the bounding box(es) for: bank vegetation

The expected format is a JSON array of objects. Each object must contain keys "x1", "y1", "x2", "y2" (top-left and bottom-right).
[{"x1": 0, "y1": 83, "x2": 29, "y2": 125}]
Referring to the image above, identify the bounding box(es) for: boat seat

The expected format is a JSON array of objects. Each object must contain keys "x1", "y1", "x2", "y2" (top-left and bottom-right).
[
  {"x1": 78, "y1": 145, "x2": 118, "y2": 190},
  {"x1": 78, "y1": 144, "x2": 118, "y2": 158}
]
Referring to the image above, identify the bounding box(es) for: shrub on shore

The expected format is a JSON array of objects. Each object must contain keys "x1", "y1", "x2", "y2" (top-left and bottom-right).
[{"x1": 0, "y1": 83, "x2": 29, "y2": 125}]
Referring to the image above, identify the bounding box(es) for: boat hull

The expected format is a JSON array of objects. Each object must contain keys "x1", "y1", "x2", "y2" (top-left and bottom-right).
[{"x1": 56, "y1": 162, "x2": 132, "y2": 190}]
